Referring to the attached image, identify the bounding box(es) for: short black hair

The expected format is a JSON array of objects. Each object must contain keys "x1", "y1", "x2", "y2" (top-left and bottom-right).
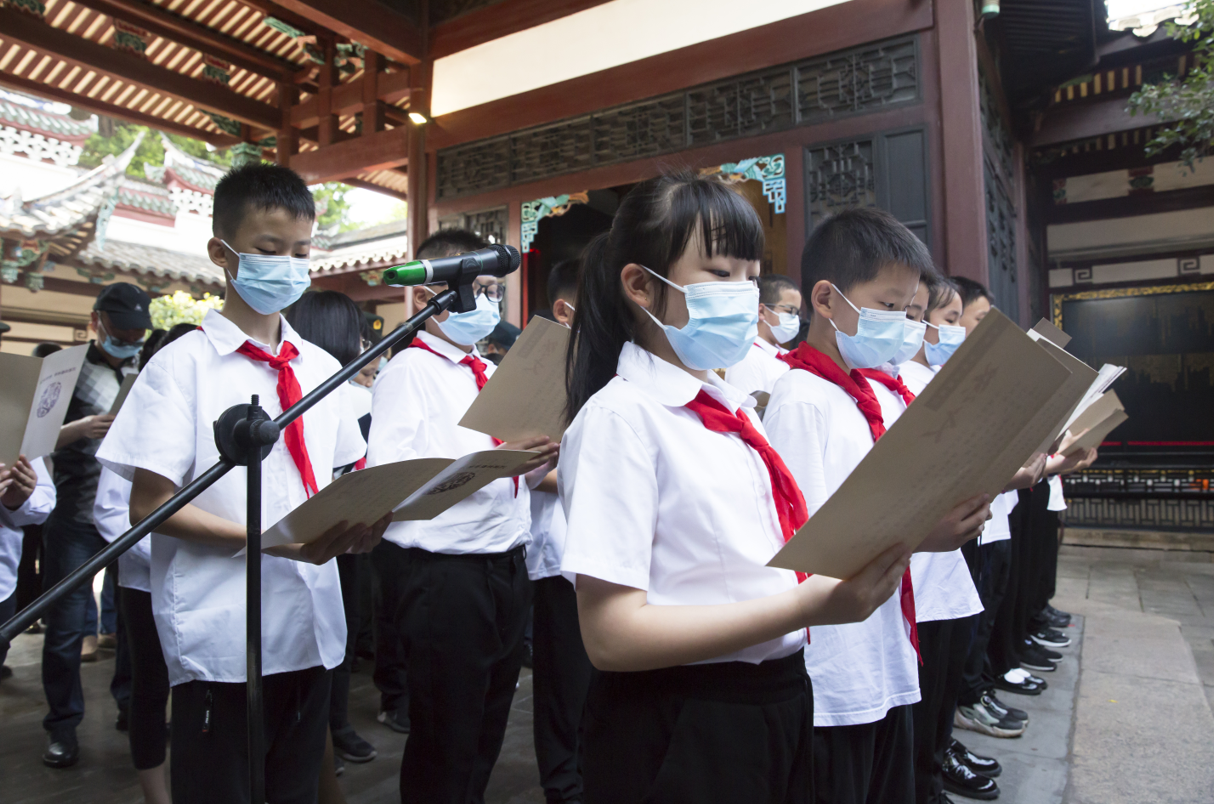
[
  {"x1": 212, "y1": 163, "x2": 315, "y2": 240},
  {"x1": 32, "y1": 342, "x2": 62, "y2": 358},
  {"x1": 415, "y1": 229, "x2": 487, "y2": 260},
  {"x1": 758, "y1": 274, "x2": 799, "y2": 306},
  {"x1": 286, "y1": 290, "x2": 364, "y2": 366},
  {"x1": 800, "y1": 208, "x2": 934, "y2": 297},
  {"x1": 952, "y1": 276, "x2": 994, "y2": 308},
  {"x1": 547, "y1": 258, "x2": 580, "y2": 306},
  {"x1": 925, "y1": 274, "x2": 960, "y2": 318},
  {"x1": 139, "y1": 323, "x2": 196, "y2": 370}
]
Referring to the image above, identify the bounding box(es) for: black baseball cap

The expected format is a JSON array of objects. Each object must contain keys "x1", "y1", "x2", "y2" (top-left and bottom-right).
[{"x1": 94, "y1": 283, "x2": 152, "y2": 330}]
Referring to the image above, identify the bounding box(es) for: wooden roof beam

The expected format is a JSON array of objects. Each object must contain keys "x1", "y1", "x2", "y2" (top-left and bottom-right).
[
  {"x1": 289, "y1": 125, "x2": 408, "y2": 183},
  {"x1": 0, "y1": 72, "x2": 240, "y2": 147},
  {"x1": 429, "y1": 0, "x2": 612, "y2": 59},
  {"x1": 228, "y1": 0, "x2": 328, "y2": 39},
  {"x1": 268, "y1": 0, "x2": 423, "y2": 65},
  {"x1": 341, "y1": 177, "x2": 407, "y2": 201},
  {"x1": 0, "y1": 7, "x2": 280, "y2": 131},
  {"x1": 68, "y1": 0, "x2": 299, "y2": 81},
  {"x1": 290, "y1": 69, "x2": 410, "y2": 128}
]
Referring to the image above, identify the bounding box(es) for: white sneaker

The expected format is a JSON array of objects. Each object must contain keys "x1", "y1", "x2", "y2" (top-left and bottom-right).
[
  {"x1": 955, "y1": 702, "x2": 1027, "y2": 738},
  {"x1": 1005, "y1": 668, "x2": 1029, "y2": 683}
]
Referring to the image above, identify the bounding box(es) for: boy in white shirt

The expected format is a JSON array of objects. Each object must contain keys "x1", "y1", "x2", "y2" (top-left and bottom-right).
[
  {"x1": 765, "y1": 208, "x2": 990, "y2": 804},
  {"x1": 97, "y1": 163, "x2": 386, "y2": 804},
  {"x1": 724, "y1": 274, "x2": 801, "y2": 395},
  {"x1": 527, "y1": 258, "x2": 592, "y2": 804},
  {"x1": 0, "y1": 456, "x2": 55, "y2": 678},
  {"x1": 367, "y1": 229, "x2": 558, "y2": 804}
]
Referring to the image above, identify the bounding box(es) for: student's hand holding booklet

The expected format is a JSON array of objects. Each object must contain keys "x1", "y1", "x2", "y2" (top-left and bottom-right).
[
  {"x1": 265, "y1": 512, "x2": 392, "y2": 565},
  {"x1": 916, "y1": 494, "x2": 991, "y2": 553},
  {"x1": 797, "y1": 543, "x2": 914, "y2": 627},
  {"x1": 497, "y1": 434, "x2": 560, "y2": 477}
]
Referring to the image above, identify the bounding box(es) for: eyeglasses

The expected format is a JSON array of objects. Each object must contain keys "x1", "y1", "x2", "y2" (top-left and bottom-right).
[
  {"x1": 764, "y1": 303, "x2": 801, "y2": 317},
  {"x1": 427, "y1": 282, "x2": 505, "y2": 303}
]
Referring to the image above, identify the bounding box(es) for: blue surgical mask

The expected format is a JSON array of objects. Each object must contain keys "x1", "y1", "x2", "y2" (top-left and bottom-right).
[
  {"x1": 103, "y1": 336, "x2": 142, "y2": 360},
  {"x1": 97, "y1": 320, "x2": 144, "y2": 360},
  {"x1": 221, "y1": 240, "x2": 311, "y2": 315},
  {"x1": 924, "y1": 322, "x2": 966, "y2": 365},
  {"x1": 425, "y1": 287, "x2": 501, "y2": 346},
  {"x1": 765, "y1": 305, "x2": 802, "y2": 345},
  {"x1": 828, "y1": 284, "x2": 907, "y2": 369},
  {"x1": 891, "y1": 319, "x2": 927, "y2": 366},
  {"x1": 641, "y1": 266, "x2": 759, "y2": 371}
]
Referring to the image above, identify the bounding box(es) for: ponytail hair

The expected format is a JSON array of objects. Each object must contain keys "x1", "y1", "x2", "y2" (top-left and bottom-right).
[{"x1": 564, "y1": 170, "x2": 764, "y2": 421}]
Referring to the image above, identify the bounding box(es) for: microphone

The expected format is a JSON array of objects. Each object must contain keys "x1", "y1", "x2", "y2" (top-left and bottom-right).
[{"x1": 382, "y1": 244, "x2": 521, "y2": 287}]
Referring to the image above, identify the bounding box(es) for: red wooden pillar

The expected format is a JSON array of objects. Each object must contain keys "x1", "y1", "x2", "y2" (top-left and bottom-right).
[
  {"x1": 935, "y1": 0, "x2": 989, "y2": 285},
  {"x1": 407, "y1": 59, "x2": 431, "y2": 260}
]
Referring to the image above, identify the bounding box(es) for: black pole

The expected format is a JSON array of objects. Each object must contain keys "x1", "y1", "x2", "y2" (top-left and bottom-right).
[
  {"x1": 245, "y1": 400, "x2": 266, "y2": 804},
  {"x1": 0, "y1": 289, "x2": 458, "y2": 649}
]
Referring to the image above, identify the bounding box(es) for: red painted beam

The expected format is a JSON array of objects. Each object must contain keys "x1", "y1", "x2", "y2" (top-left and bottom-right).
[
  {"x1": 289, "y1": 125, "x2": 409, "y2": 183},
  {"x1": 291, "y1": 69, "x2": 411, "y2": 128},
  {"x1": 269, "y1": 0, "x2": 424, "y2": 66}
]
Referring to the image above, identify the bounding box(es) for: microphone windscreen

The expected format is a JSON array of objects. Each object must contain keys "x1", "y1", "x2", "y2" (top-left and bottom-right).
[{"x1": 489, "y1": 244, "x2": 522, "y2": 274}]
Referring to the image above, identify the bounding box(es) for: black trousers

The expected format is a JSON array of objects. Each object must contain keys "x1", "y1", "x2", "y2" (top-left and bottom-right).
[
  {"x1": 1028, "y1": 508, "x2": 1061, "y2": 619},
  {"x1": 398, "y1": 546, "x2": 531, "y2": 804},
  {"x1": 913, "y1": 617, "x2": 974, "y2": 804},
  {"x1": 987, "y1": 489, "x2": 1032, "y2": 678},
  {"x1": 0, "y1": 589, "x2": 15, "y2": 667},
  {"x1": 371, "y1": 539, "x2": 410, "y2": 714},
  {"x1": 119, "y1": 588, "x2": 170, "y2": 770},
  {"x1": 170, "y1": 666, "x2": 331, "y2": 804},
  {"x1": 329, "y1": 553, "x2": 361, "y2": 732},
  {"x1": 583, "y1": 651, "x2": 813, "y2": 804},
  {"x1": 532, "y1": 576, "x2": 593, "y2": 803},
  {"x1": 960, "y1": 539, "x2": 1012, "y2": 705},
  {"x1": 813, "y1": 705, "x2": 915, "y2": 804},
  {"x1": 16, "y1": 524, "x2": 42, "y2": 612}
]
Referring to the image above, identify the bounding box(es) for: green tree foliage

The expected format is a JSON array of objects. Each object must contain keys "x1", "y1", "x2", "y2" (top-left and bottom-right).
[
  {"x1": 311, "y1": 182, "x2": 358, "y2": 233},
  {"x1": 1128, "y1": 0, "x2": 1214, "y2": 170},
  {"x1": 78, "y1": 121, "x2": 232, "y2": 177}
]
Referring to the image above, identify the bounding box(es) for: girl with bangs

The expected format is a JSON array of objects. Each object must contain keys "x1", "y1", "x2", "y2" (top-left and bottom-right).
[{"x1": 557, "y1": 171, "x2": 913, "y2": 803}]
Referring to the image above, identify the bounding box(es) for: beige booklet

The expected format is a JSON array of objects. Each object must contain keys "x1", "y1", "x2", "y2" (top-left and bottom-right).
[
  {"x1": 1063, "y1": 391, "x2": 1128, "y2": 456},
  {"x1": 0, "y1": 344, "x2": 88, "y2": 464},
  {"x1": 260, "y1": 450, "x2": 537, "y2": 549},
  {"x1": 459, "y1": 317, "x2": 570, "y2": 442},
  {"x1": 109, "y1": 373, "x2": 139, "y2": 415},
  {"x1": 1031, "y1": 318, "x2": 1072, "y2": 348},
  {"x1": 768, "y1": 309, "x2": 1088, "y2": 580},
  {"x1": 1025, "y1": 333, "x2": 1099, "y2": 454}
]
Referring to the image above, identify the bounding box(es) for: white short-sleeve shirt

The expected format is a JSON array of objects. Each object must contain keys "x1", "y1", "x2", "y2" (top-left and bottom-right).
[
  {"x1": 765, "y1": 364, "x2": 920, "y2": 726},
  {"x1": 527, "y1": 489, "x2": 567, "y2": 581},
  {"x1": 93, "y1": 467, "x2": 152, "y2": 593},
  {"x1": 0, "y1": 457, "x2": 54, "y2": 601},
  {"x1": 96, "y1": 309, "x2": 366, "y2": 686},
  {"x1": 1047, "y1": 474, "x2": 1067, "y2": 512},
  {"x1": 724, "y1": 338, "x2": 790, "y2": 396},
  {"x1": 559, "y1": 341, "x2": 806, "y2": 666},
  {"x1": 367, "y1": 330, "x2": 530, "y2": 555},
  {"x1": 894, "y1": 363, "x2": 984, "y2": 623}
]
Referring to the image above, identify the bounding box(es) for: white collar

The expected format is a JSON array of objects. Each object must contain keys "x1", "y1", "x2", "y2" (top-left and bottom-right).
[
  {"x1": 202, "y1": 308, "x2": 302, "y2": 359},
  {"x1": 616, "y1": 341, "x2": 754, "y2": 413},
  {"x1": 754, "y1": 338, "x2": 784, "y2": 358},
  {"x1": 416, "y1": 329, "x2": 483, "y2": 363}
]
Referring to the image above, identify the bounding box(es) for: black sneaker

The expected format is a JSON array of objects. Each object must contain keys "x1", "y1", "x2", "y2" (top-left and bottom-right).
[
  {"x1": 334, "y1": 755, "x2": 345, "y2": 777},
  {"x1": 950, "y1": 739, "x2": 1001, "y2": 778},
  {"x1": 1045, "y1": 605, "x2": 1072, "y2": 627},
  {"x1": 332, "y1": 726, "x2": 376, "y2": 763},
  {"x1": 1019, "y1": 644, "x2": 1059, "y2": 672},
  {"x1": 377, "y1": 707, "x2": 410, "y2": 734},
  {"x1": 1031, "y1": 627, "x2": 1071, "y2": 648},
  {"x1": 43, "y1": 732, "x2": 80, "y2": 769},
  {"x1": 943, "y1": 750, "x2": 1000, "y2": 800},
  {"x1": 982, "y1": 691, "x2": 1029, "y2": 724}
]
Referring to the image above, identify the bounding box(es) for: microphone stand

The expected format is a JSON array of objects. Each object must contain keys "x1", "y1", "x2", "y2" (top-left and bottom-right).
[{"x1": 0, "y1": 285, "x2": 466, "y2": 803}]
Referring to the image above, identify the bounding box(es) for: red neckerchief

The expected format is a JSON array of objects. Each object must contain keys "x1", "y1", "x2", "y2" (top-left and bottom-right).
[
  {"x1": 779, "y1": 343, "x2": 921, "y2": 660},
  {"x1": 408, "y1": 339, "x2": 518, "y2": 495},
  {"x1": 233, "y1": 340, "x2": 319, "y2": 498},
  {"x1": 684, "y1": 390, "x2": 810, "y2": 584},
  {"x1": 858, "y1": 369, "x2": 916, "y2": 407}
]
